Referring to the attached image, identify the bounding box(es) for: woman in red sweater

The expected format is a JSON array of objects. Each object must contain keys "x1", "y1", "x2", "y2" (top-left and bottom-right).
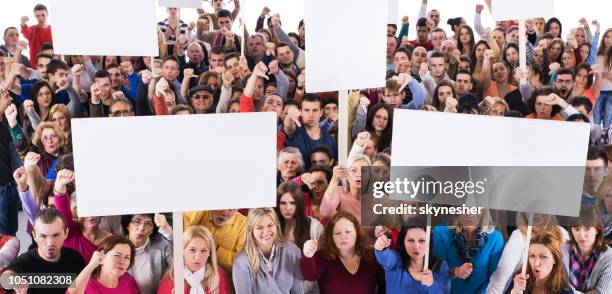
[
  {"x1": 300, "y1": 211, "x2": 386, "y2": 294},
  {"x1": 157, "y1": 226, "x2": 229, "y2": 294}
]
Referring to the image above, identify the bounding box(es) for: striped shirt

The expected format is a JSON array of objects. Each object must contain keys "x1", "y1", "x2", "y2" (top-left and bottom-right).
[{"x1": 157, "y1": 18, "x2": 188, "y2": 45}]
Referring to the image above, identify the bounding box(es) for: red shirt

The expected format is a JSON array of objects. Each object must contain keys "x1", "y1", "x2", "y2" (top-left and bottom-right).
[
  {"x1": 20, "y1": 24, "x2": 53, "y2": 66},
  {"x1": 410, "y1": 39, "x2": 433, "y2": 51}
]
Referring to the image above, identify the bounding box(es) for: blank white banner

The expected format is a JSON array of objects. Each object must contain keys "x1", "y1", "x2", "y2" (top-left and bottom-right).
[
  {"x1": 305, "y1": 0, "x2": 387, "y2": 93},
  {"x1": 159, "y1": 0, "x2": 201, "y2": 8},
  {"x1": 72, "y1": 113, "x2": 277, "y2": 216},
  {"x1": 49, "y1": 0, "x2": 159, "y2": 56},
  {"x1": 391, "y1": 110, "x2": 590, "y2": 166}
]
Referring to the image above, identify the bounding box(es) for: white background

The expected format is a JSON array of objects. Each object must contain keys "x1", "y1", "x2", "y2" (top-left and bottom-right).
[{"x1": 2, "y1": 0, "x2": 609, "y2": 57}]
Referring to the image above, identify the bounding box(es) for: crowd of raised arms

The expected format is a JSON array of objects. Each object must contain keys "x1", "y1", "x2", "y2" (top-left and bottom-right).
[{"x1": 0, "y1": 0, "x2": 611, "y2": 293}]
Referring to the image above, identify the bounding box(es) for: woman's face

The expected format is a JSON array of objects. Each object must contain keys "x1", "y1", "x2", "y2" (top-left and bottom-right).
[
  {"x1": 549, "y1": 44, "x2": 562, "y2": 60},
  {"x1": 575, "y1": 29, "x2": 586, "y2": 46},
  {"x1": 436, "y1": 85, "x2": 453, "y2": 106},
  {"x1": 279, "y1": 192, "x2": 297, "y2": 220},
  {"x1": 105, "y1": 56, "x2": 118, "y2": 66},
  {"x1": 309, "y1": 171, "x2": 329, "y2": 198},
  {"x1": 534, "y1": 95, "x2": 553, "y2": 119},
  {"x1": 505, "y1": 48, "x2": 519, "y2": 65},
  {"x1": 493, "y1": 30, "x2": 505, "y2": 48},
  {"x1": 605, "y1": 31, "x2": 612, "y2": 49},
  {"x1": 487, "y1": 105, "x2": 506, "y2": 116},
  {"x1": 492, "y1": 62, "x2": 508, "y2": 82},
  {"x1": 372, "y1": 160, "x2": 390, "y2": 182},
  {"x1": 333, "y1": 217, "x2": 357, "y2": 252},
  {"x1": 534, "y1": 48, "x2": 544, "y2": 64},
  {"x1": 184, "y1": 237, "x2": 210, "y2": 272},
  {"x1": 228, "y1": 102, "x2": 240, "y2": 113},
  {"x1": 348, "y1": 159, "x2": 368, "y2": 189},
  {"x1": 207, "y1": 76, "x2": 218, "y2": 92},
  {"x1": 475, "y1": 44, "x2": 487, "y2": 60},
  {"x1": 71, "y1": 55, "x2": 84, "y2": 65},
  {"x1": 562, "y1": 52, "x2": 575, "y2": 68},
  {"x1": 51, "y1": 111, "x2": 69, "y2": 132},
  {"x1": 457, "y1": 213, "x2": 482, "y2": 230},
  {"x1": 101, "y1": 243, "x2": 131, "y2": 278},
  {"x1": 528, "y1": 243, "x2": 555, "y2": 280},
  {"x1": 549, "y1": 23, "x2": 560, "y2": 37},
  {"x1": 79, "y1": 216, "x2": 100, "y2": 231},
  {"x1": 372, "y1": 108, "x2": 389, "y2": 132},
  {"x1": 37, "y1": 86, "x2": 53, "y2": 108},
  {"x1": 41, "y1": 128, "x2": 60, "y2": 154},
  {"x1": 580, "y1": 45, "x2": 590, "y2": 62},
  {"x1": 253, "y1": 214, "x2": 277, "y2": 250},
  {"x1": 571, "y1": 226, "x2": 597, "y2": 250},
  {"x1": 127, "y1": 215, "x2": 154, "y2": 247},
  {"x1": 575, "y1": 68, "x2": 589, "y2": 87},
  {"x1": 404, "y1": 228, "x2": 427, "y2": 261},
  {"x1": 459, "y1": 28, "x2": 471, "y2": 44}
]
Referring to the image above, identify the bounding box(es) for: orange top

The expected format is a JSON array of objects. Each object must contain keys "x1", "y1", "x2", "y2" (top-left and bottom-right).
[
  {"x1": 526, "y1": 113, "x2": 565, "y2": 121},
  {"x1": 484, "y1": 83, "x2": 518, "y2": 98}
]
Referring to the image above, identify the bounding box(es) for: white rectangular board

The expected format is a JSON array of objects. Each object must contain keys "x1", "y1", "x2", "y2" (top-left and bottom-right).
[
  {"x1": 305, "y1": 0, "x2": 387, "y2": 93},
  {"x1": 492, "y1": 0, "x2": 554, "y2": 21},
  {"x1": 387, "y1": 0, "x2": 398, "y2": 24},
  {"x1": 72, "y1": 112, "x2": 278, "y2": 217},
  {"x1": 391, "y1": 110, "x2": 590, "y2": 166},
  {"x1": 49, "y1": 0, "x2": 159, "y2": 56},
  {"x1": 159, "y1": 0, "x2": 201, "y2": 8}
]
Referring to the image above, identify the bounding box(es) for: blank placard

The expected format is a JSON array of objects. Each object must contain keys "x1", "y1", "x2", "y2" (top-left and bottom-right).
[
  {"x1": 492, "y1": 0, "x2": 554, "y2": 21},
  {"x1": 391, "y1": 110, "x2": 589, "y2": 166},
  {"x1": 72, "y1": 113, "x2": 277, "y2": 216},
  {"x1": 49, "y1": 0, "x2": 158, "y2": 56},
  {"x1": 387, "y1": 0, "x2": 398, "y2": 24},
  {"x1": 305, "y1": 0, "x2": 387, "y2": 93},
  {"x1": 159, "y1": 0, "x2": 201, "y2": 8}
]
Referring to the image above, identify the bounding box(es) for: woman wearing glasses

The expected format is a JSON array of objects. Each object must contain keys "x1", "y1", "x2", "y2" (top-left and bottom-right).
[{"x1": 121, "y1": 213, "x2": 173, "y2": 294}]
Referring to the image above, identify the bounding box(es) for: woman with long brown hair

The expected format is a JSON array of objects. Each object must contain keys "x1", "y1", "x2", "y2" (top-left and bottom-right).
[
  {"x1": 300, "y1": 211, "x2": 385, "y2": 294},
  {"x1": 508, "y1": 232, "x2": 572, "y2": 294}
]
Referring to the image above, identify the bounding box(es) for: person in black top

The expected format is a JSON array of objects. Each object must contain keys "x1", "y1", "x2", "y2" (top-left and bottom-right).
[
  {"x1": 1, "y1": 208, "x2": 86, "y2": 294},
  {"x1": 0, "y1": 82, "x2": 22, "y2": 236}
]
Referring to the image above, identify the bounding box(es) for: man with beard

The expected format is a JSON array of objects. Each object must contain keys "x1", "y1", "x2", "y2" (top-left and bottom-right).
[
  {"x1": 582, "y1": 146, "x2": 608, "y2": 205},
  {"x1": 1, "y1": 208, "x2": 85, "y2": 294},
  {"x1": 554, "y1": 68, "x2": 575, "y2": 100}
]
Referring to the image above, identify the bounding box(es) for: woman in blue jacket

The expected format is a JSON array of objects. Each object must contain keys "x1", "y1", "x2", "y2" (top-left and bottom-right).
[
  {"x1": 433, "y1": 210, "x2": 504, "y2": 294},
  {"x1": 375, "y1": 226, "x2": 450, "y2": 293}
]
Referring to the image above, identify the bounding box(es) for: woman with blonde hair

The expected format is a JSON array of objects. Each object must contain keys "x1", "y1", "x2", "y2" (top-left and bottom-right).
[
  {"x1": 488, "y1": 213, "x2": 568, "y2": 293},
  {"x1": 320, "y1": 155, "x2": 371, "y2": 222},
  {"x1": 480, "y1": 96, "x2": 509, "y2": 116},
  {"x1": 30, "y1": 121, "x2": 69, "y2": 178},
  {"x1": 433, "y1": 209, "x2": 504, "y2": 293},
  {"x1": 158, "y1": 226, "x2": 229, "y2": 294},
  {"x1": 232, "y1": 207, "x2": 304, "y2": 293},
  {"x1": 508, "y1": 232, "x2": 572, "y2": 294},
  {"x1": 47, "y1": 103, "x2": 72, "y2": 151}
]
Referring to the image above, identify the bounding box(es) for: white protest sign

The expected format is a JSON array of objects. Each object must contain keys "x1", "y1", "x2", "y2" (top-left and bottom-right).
[
  {"x1": 49, "y1": 0, "x2": 158, "y2": 56},
  {"x1": 387, "y1": 0, "x2": 398, "y2": 24},
  {"x1": 491, "y1": 0, "x2": 554, "y2": 21},
  {"x1": 391, "y1": 110, "x2": 589, "y2": 216},
  {"x1": 305, "y1": 0, "x2": 387, "y2": 93},
  {"x1": 159, "y1": 0, "x2": 201, "y2": 8},
  {"x1": 72, "y1": 112, "x2": 277, "y2": 217}
]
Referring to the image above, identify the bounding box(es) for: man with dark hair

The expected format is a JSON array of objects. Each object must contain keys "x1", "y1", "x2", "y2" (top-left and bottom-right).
[
  {"x1": 570, "y1": 96, "x2": 593, "y2": 116},
  {"x1": 421, "y1": 52, "x2": 453, "y2": 100},
  {"x1": 284, "y1": 94, "x2": 338, "y2": 169},
  {"x1": 386, "y1": 34, "x2": 398, "y2": 71},
  {"x1": 1, "y1": 207, "x2": 85, "y2": 294},
  {"x1": 554, "y1": 67, "x2": 575, "y2": 100},
  {"x1": 14, "y1": 59, "x2": 71, "y2": 105},
  {"x1": 197, "y1": 0, "x2": 241, "y2": 30},
  {"x1": 276, "y1": 43, "x2": 299, "y2": 76},
  {"x1": 410, "y1": 18, "x2": 433, "y2": 51},
  {"x1": 455, "y1": 70, "x2": 474, "y2": 96},
  {"x1": 208, "y1": 46, "x2": 225, "y2": 72},
  {"x1": 20, "y1": 4, "x2": 53, "y2": 64},
  {"x1": 157, "y1": 7, "x2": 189, "y2": 55},
  {"x1": 0, "y1": 27, "x2": 31, "y2": 67},
  {"x1": 89, "y1": 70, "x2": 114, "y2": 117},
  {"x1": 0, "y1": 83, "x2": 21, "y2": 237},
  {"x1": 387, "y1": 24, "x2": 398, "y2": 36},
  {"x1": 583, "y1": 146, "x2": 609, "y2": 205}
]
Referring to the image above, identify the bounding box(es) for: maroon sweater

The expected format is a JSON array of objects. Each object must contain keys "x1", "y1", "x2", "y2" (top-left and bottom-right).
[{"x1": 300, "y1": 251, "x2": 386, "y2": 294}]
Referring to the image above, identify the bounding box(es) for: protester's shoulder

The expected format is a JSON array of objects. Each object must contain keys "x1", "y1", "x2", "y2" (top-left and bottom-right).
[
  {"x1": 599, "y1": 246, "x2": 612, "y2": 263},
  {"x1": 281, "y1": 241, "x2": 301, "y2": 258},
  {"x1": 61, "y1": 247, "x2": 85, "y2": 262}
]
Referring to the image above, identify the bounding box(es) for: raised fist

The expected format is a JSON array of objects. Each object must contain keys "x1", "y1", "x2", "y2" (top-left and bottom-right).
[
  {"x1": 23, "y1": 152, "x2": 41, "y2": 171},
  {"x1": 374, "y1": 234, "x2": 392, "y2": 251},
  {"x1": 303, "y1": 239, "x2": 318, "y2": 258}
]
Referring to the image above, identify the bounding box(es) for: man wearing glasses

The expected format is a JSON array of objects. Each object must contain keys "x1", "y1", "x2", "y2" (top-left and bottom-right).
[{"x1": 554, "y1": 67, "x2": 576, "y2": 100}]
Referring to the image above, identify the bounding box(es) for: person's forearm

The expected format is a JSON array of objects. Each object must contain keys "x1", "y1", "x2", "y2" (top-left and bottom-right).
[
  {"x1": 474, "y1": 13, "x2": 486, "y2": 38},
  {"x1": 68, "y1": 264, "x2": 96, "y2": 294},
  {"x1": 274, "y1": 70, "x2": 289, "y2": 100},
  {"x1": 351, "y1": 107, "x2": 367, "y2": 139},
  {"x1": 25, "y1": 166, "x2": 47, "y2": 206},
  {"x1": 275, "y1": 27, "x2": 302, "y2": 63},
  {"x1": 406, "y1": 79, "x2": 425, "y2": 109},
  {"x1": 418, "y1": 1, "x2": 427, "y2": 19},
  {"x1": 283, "y1": 115, "x2": 296, "y2": 136},
  {"x1": 154, "y1": 95, "x2": 169, "y2": 115},
  {"x1": 243, "y1": 74, "x2": 257, "y2": 97},
  {"x1": 18, "y1": 189, "x2": 38, "y2": 225},
  {"x1": 240, "y1": 94, "x2": 255, "y2": 113},
  {"x1": 181, "y1": 77, "x2": 190, "y2": 99},
  {"x1": 25, "y1": 107, "x2": 41, "y2": 131},
  {"x1": 66, "y1": 87, "x2": 82, "y2": 118},
  {"x1": 216, "y1": 85, "x2": 232, "y2": 113}
]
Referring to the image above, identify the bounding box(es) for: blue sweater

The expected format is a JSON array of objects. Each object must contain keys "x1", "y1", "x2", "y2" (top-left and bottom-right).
[
  {"x1": 375, "y1": 248, "x2": 450, "y2": 293},
  {"x1": 432, "y1": 226, "x2": 504, "y2": 294}
]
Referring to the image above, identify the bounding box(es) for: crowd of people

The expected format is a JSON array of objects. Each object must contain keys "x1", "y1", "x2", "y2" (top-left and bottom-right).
[{"x1": 0, "y1": 0, "x2": 611, "y2": 293}]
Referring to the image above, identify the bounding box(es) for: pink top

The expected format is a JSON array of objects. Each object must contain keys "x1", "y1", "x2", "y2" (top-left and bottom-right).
[
  {"x1": 157, "y1": 267, "x2": 229, "y2": 294},
  {"x1": 82, "y1": 273, "x2": 140, "y2": 294},
  {"x1": 320, "y1": 186, "x2": 361, "y2": 222},
  {"x1": 54, "y1": 193, "x2": 97, "y2": 263}
]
